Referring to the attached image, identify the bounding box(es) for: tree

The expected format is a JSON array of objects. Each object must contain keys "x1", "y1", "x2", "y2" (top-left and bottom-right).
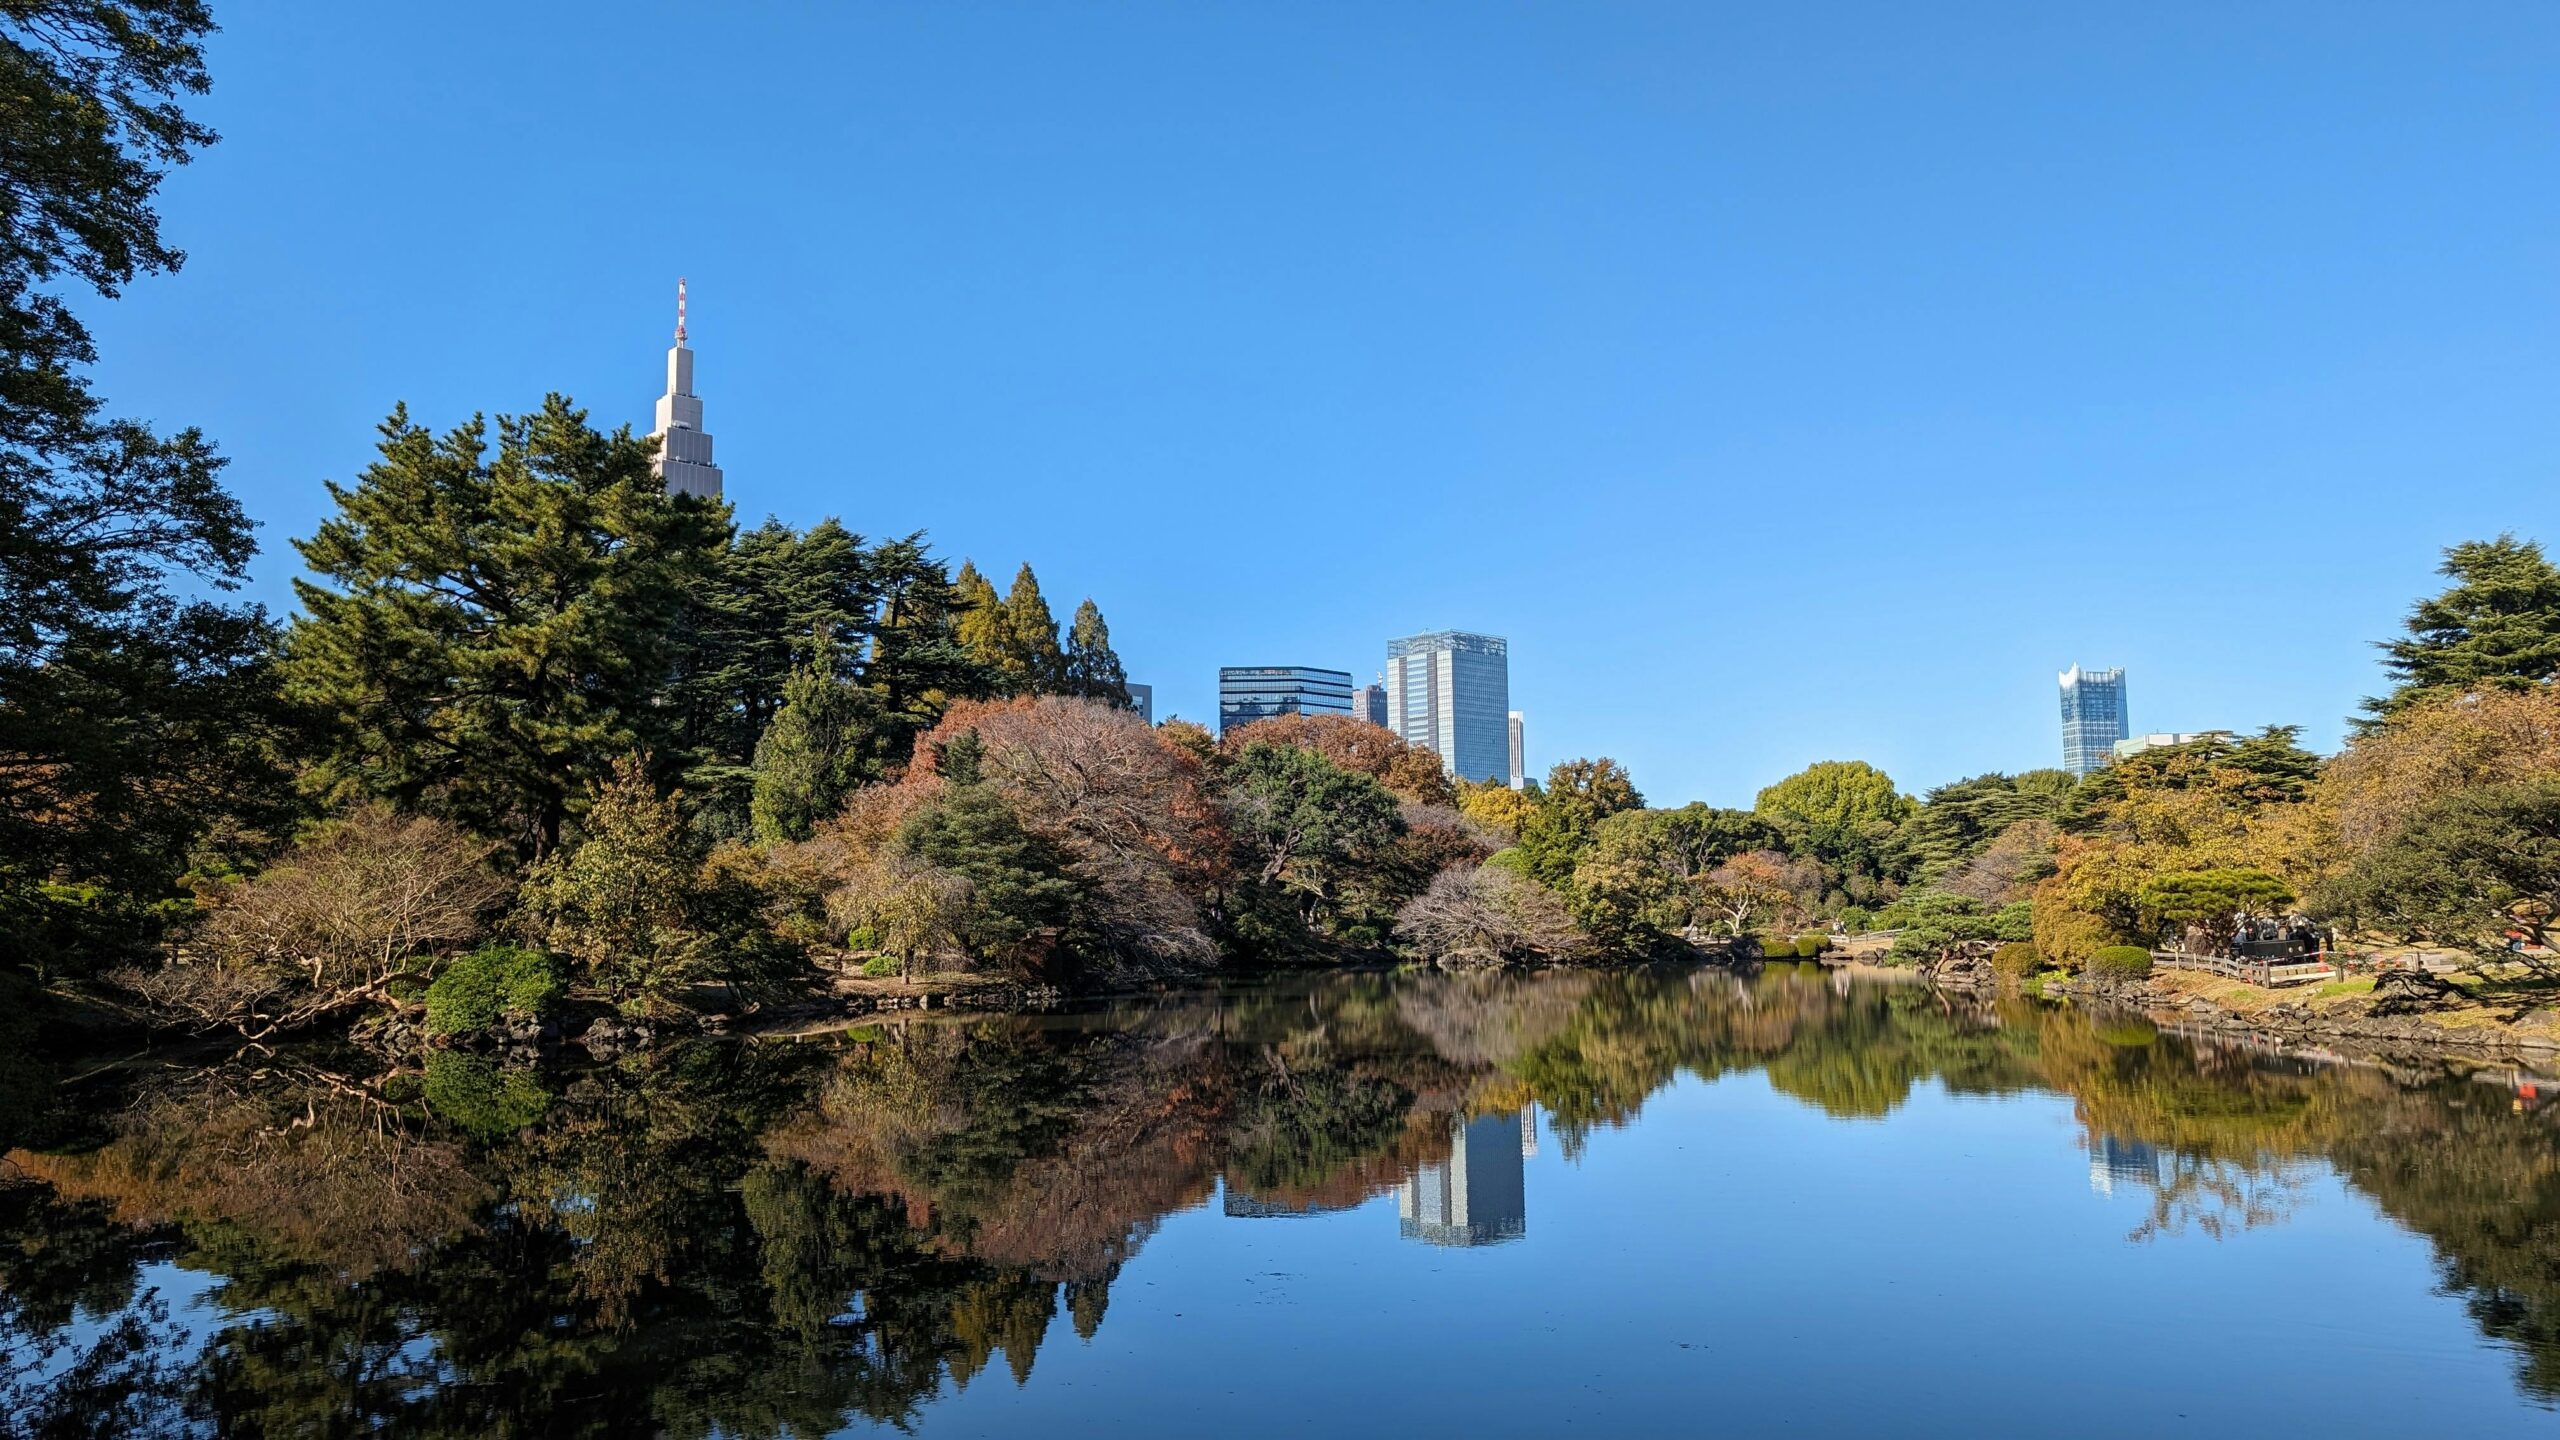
[
  {"x1": 1696, "y1": 850, "x2": 1819, "y2": 937},
  {"x1": 283, "y1": 399, "x2": 727, "y2": 858},
  {"x1": 524, "y1": 755, "x2": 710, "y2": 1008},
  {"x1": 0, "y1": 2, "x2": 288, "y2": 957},
  {"x1": 121, "y1": 808, "x2": 509, "y2": 1037},
  {"x1": 1223, "y1": 713, "x2": 1454, "y2": 806},
  {"x1": 1223, "y1": 741, "x2": 1403, "y2": 924},
  {"x1": 997, "y1": 564, "x2": 1066, "y2": 694},
  {"x1": 2320, "y1": 780, "x2": 2560, "y2": 972},
  {"x1": 953, "y1": 561, "x2": 1005, "y2": 676},
  {"x1": 2136, "y1": 867, "x2": 2294, "y2": 953},
  {"x1": 894, "y1": 732, "x2": 1081, "y2": 965},
  {"x1": 1517, "y1": 758, "x2": 1643, "y2": 885},
  {"x1": 1569, "y1": 805, "x2": 1773, "y2": 947},
  {"x1": 1455, "y1": 779, "x2": 1537, "y2": 838},
  {"x1": 1904, "y1": 770, "x2": 2073, "y2": 879},
  {"x1": 1755, "y1": 760, "x2": 1913, "y2": 835},
  {"x1": 1393, "y1": 863, "x2": 1583, "y2": 966},
  {"x1": 751, "y1": 636, "x2": 869, "y2": 844},
  {"x1": 1061, "y1": 598, "x2": 1129, "y2": 706},
  {"x1": 2363, "y1": 535, "x2": 2560, "y2": 726}
]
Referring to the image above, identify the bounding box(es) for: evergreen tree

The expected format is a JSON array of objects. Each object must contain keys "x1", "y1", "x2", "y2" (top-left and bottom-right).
[
  {"x1": 998, "y1": 564, "x2": 1066, "y2": 694},
  {"x1": 2362, "y1": 535, "x2": 2560, "y2": 727},
  {"x1": 953, "y1": 560, "x2": 1006, "y2": 677},
  {"x1": 750, "y1": 634, "x2": 869, "y2": 843},
  {"x1": 283, "y1": 398, "x2": 727, "y2": 858},
  {"x1": 523, "y1": 754, "x2": 708, "y2": 1008},
  {"x1": 0, "y1": 3, "x2": 293, "y2": 958},
  {"x1": 860, "y1": 535, "x2": 992, "y2": 772},
  {"x1": 896, "y1": 731, "x2": 1081, "y2": 959},
  {"x1": 1062, "y1": 598, "x2": 1130, "y2": 705}
]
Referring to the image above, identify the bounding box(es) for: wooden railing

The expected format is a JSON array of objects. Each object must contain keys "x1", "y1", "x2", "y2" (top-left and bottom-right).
[{"x1": 2149, "y1": 950, "x2": 2339, "y2": 988}]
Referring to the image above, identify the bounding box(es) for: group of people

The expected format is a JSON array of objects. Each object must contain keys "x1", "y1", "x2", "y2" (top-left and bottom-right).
[{"x1": 2228, "y1": 912, "x2": 2328, "y2": 959}]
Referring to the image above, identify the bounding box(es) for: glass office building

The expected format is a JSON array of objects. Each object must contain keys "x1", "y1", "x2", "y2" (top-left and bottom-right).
[
  {"x1": 1218, "y1": 666, "x2": 1353, "y2": 734},
  {"x1": 1351, "y1": 683, "x2": 1388, "y2": 728},
  {"x1": 2058, "y1": 664, "x2": 2129, "y2": 776},
  {"x1": 1386, "y1": 631, "x2": 1510, "y2": 783}
]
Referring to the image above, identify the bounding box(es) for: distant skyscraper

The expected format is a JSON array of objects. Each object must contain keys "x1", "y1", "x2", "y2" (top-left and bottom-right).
[
  {"x1": 1125, "y1": 682, "x2": 1154, "y2": 725},
  {"x1": 1218, "y1": 666, "x2": 1353, "y2": 734},
  {"x1": 650, "y1": 278, "x2": 723, "y2": 500},
  {"x1": 1398, "y1": 1110, "x2": 1530, "y2": 1247},
  {"x1": 2058, "y1": 664, "x2": 2128, "y2": 777},
  {"x1": 1507, "y1": 711, "x2": 1526, "y2": 790},
  {"x1": 1386, "y1": 631, "x2": 1509, "y2": 783},
  {"x1": 1351, "y1": 682, "x2": 1388, "y2": 728}
]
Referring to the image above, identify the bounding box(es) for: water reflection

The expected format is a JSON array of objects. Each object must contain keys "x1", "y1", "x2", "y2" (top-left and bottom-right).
[{"x1": 4, "y1": 965, "x2": 2560, "y2": 1433}]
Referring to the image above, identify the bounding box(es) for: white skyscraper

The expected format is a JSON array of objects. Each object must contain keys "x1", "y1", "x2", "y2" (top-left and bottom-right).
[
  {"x1": 651, "y1": 278, "x2": 724, "y2": 500},
  {"x1": 1385, "y1": 631, "x2": 1509, "y2": 783},
  {"x1": 1507, "y1": 711, "x2": 1526, "y2": 791}
]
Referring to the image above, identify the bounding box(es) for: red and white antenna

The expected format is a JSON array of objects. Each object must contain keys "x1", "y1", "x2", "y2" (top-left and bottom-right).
[{"x1": 675, "y1": 276, "x2": 689, "y2": 343}]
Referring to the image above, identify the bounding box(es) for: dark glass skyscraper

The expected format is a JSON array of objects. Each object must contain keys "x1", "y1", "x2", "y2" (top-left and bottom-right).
[
  {"x1": 2059, "y1": 664, "x2": 2128, "y2": 776},
  {"x1": 1218, "y1": 666, "x2": 1353, "y2": 734}
]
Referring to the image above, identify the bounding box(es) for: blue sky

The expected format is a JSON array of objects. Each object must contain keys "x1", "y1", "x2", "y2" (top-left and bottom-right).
[{"x1": 86, "y1": 3, "x2": 2560, "y2": 806}]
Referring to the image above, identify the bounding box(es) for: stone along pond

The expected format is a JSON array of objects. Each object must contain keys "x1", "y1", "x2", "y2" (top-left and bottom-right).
[{"x1": 5, "y1": 967, "x2": 2559, "y2": 1437}]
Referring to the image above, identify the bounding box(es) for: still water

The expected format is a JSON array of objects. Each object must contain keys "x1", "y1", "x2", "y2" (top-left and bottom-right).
[{"x1": 4, "y1": 965, "x2": 2558, "y2": 1437}]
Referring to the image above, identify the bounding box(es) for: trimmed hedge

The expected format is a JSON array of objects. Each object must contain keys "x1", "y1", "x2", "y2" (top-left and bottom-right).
[
  {"x1": 1990, "y1": 942, "x2": 2041, "y2": 979},
  {"x1": 2090, "y1": 945, "x2": 2154, "y2": 979},
  {"x1": 861, "y1": 954, "x2": 900, "y2": 978},
  {"x1": 847, "y1": 925, "x2": 880, "y2": 952},
  {"x1": 1755, "y1": 933, "x2": 1793, "y2": 958},
  {"x1": 1794, "y1": 935, "x2": 1826, "y2": 958},
  {"x1": 424, "y1": 945, "x2": 562, "y2": 1038}
]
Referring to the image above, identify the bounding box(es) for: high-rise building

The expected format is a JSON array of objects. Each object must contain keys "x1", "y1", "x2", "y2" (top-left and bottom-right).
[
  {"x1": 1386, "y1": 631, "x2": 1509, "y2": 783},
  {"x1": 2058, "y1": 664, "x2": 2128, "y2": 777},
  {"x1": 650, "y1": 278, "x2": 723, "y2": 500},
  {"x1": 1507, "y1": 711, "x2": 1526, "y2": 790},
  {"x1": 1350, "y1": 682, "x2": 1388, "y2": 728},
  {"x1": 1124, "y1": 682, "x2": 1154, "y2": 725},
  {"x1": 2111, "y1": 730, "x2": 2225, "y2": 762},
  {"x1": 1398, "y1": 1110, "x2": 1530, "y2": 1247},
  {"x1": 1218, "y1": 666, "x2": 1353, "y2": 734}
]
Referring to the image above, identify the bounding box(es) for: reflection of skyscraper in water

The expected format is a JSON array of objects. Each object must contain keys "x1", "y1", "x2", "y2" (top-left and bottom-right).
[
  {"x1": 1399, "y1": 1109, "x2": 1530, "y2": 1246},
  {"x1": 2087, "y1": 1135, "x2": 2164, "y2": 1197}
]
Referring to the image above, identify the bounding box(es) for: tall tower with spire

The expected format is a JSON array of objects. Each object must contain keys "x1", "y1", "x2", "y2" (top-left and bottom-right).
[{"x1": 651, "y1": 277, "x2": 724, "y2": 500}]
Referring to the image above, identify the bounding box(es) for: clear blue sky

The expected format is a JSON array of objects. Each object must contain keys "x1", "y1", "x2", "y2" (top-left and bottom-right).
[{"x1": 85, "y1": 3, "x2": 2560, "y2": 807}]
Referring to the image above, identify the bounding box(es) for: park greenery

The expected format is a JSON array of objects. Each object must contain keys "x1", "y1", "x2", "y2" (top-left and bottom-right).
[{"x1": 14, "y1": 3, "x2": 2560, "y2": 1061}]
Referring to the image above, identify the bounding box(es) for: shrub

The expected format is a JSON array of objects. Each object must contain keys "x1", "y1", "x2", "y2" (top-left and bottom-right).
[
  {"x1": 847, "y1": 925, "x2": 879, "y2": 952},
  {"x1": 424, "y1": 944, "x2": 562, "y2": 1038},
  {"x1": 861, "y1": 954, "x2": 899, "y2": 978},
  {"x1": 1794, "y1": 935, "x2": 1825, "y2": 957},
  {"x1": 2090, "y1": 945, "x2": 2154, "y2": 979},
  {"x1": 1756, "y1": 932, "x2": 1793, "y2": 958},
  {"x1": 1990, "y1": 942, "x2": 2042, "y2": 980}
]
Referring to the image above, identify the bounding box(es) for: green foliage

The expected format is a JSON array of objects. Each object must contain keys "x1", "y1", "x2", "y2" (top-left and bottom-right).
[
  {"x1": 2060, "y1": 727, "x2": 2322, "y2": 832},
  {"x1": 750, "y1": 635, "x2": 870, "y2": 843},
  {"x1": 2363, "y1": 535, "x2": 2560, "y2": 727},
  {"x1": 846, "y1": 925, "x2": 879, "y2": 951},
  {"x1": 1794, "y1": 935, "x2": 1825, "y2": 957},
  {"x1": 2136, "y1": 868, "x2": 2295, "y2": 938},
  {"x1": 1061, "y1": 598, "x2": 1129, "y2": 705},
  {"x1": 421, "y1": 1051, "x2": 551, "y2": 1137},
  {"x1": 895, "y1": 741, "x2": 1081, "y2": 961},
  {"x1": 2319, "y1": 778, "x2": 2560, "y2": 963},
  {"x1": 283, "y1": 397, "x2": 728, "y2": 858},
  {"x1": 423, "y1": 944, "x2": 562, "y2": 1038},
  {"x1": 2090, "y1": 945, "x2": 2154, "y2": 978},
  {"x1": 860, "y1": 954, "x2": 899, "y2": 978},
  {"x1": 1884, "y1": 888, "x2": 2006, "y2": 962},
  {"x1": 1518, "y1": 757, "x2": 1643, "y2": 887},
  {"x1": 1755, "y1": 760, "x2": 1914, "y2": 835},
  {"x1": 1990, "y1": 942, "x2": 2041, "y2": 979},
  {"x1": 1224, "y1": 740, "x2": 1405, "y2": 937},
  {"x1": 1904, "y1": 770, "x2": 2074, "y2": 879},
  {"x1": 524, "y1": 754, "x2": 710, "y2": 1008},
  {"x1": 0, "y1": 4, "x2": 299, "y2": 970}
]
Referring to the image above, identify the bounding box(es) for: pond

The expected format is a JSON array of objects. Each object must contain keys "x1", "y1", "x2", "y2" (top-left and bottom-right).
[{"x1": 4, "y1": 965, "x2": 2558, "y2": 1437}]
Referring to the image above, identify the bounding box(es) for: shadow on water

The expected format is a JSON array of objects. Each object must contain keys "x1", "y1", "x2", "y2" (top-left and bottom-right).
[{"x1": 6, "y1": 963, "x2": 2560, "y2": 1433}]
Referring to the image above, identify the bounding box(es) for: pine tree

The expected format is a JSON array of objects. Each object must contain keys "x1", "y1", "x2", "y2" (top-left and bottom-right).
[
  {"x1": 1000, "y1": 563, "x2": 1066, "y2": 694},
  {"x1": 283, "y1": 397, "x2": 728, "y2": 858},
  {"x1": 862, "y1": 535, "x2": 995, "y2": 771},
  {"x1": 1062, "y1": 598, "x2": 1131, "y2": 705},
  {"x1": 2362, "y1": 535, "x2": 2560, "y2": 727},
  {"x1": 750, "y1": 634, "x2": 870, "y2": 843},
  {"x1": 897, "y1": 730, "x2": 1080, "y2": 958},
  {"x1": 524, "y1": 754, "x2": 707, "y2": 1007}
]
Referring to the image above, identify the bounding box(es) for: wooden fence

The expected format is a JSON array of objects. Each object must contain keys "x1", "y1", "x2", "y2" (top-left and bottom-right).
[{"x1": 2148, "y1": 950, "x2": 2338, "y2": 988}]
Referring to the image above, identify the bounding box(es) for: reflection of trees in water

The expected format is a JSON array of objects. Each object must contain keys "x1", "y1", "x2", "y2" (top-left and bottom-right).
[
  {"x1": 2127, "y1": 1155, "x2": 2312, "y2": 1242},
  {"x1": 9, "y1": 971, "x2": 2560, "y2": 1425}
]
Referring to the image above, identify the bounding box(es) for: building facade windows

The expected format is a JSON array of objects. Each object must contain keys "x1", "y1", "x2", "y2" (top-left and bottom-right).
[
  {"x1": 1385, "y1": 631, "x2": 1510, "y2": 783},
  {"x1": 2058, "y1": 664, "x2": 2129, "y2": 777},
  {"x1": 1218, "y1": 666, "x2": 1353, "y2": 734}
]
